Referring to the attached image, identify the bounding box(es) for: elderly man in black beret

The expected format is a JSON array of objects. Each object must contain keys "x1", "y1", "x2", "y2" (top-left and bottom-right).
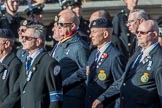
[
  {"x1": 86, "y1": 18, "x2": 126, "y2": 108},
  {"x1": 0, "y1": 29, "x2": 22, "y2": 106},
  {"x1": 63, "y1": 18, "x2": 126, "y2": 108}
]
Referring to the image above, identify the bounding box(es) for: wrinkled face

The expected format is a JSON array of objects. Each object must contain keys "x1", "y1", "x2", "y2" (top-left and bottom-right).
[
  {"x1": 18, "y1": 26, "x2": 27, "y2": 42},
  {"x1": 52, "y1": 23, "x2": 62, "y2": 41},
  {"x1": 21, "y1": 28, "x2": 38, "y2": 52},
  {"x1": 90, "y1": 28, "x2": 105, "y2": 47},
  {"x1": 5, "y1": 0, "x2": 19, "y2": 12},
  {"x1": 57, "y1": 16, "x2": 73, "y2": 37},
  {"x1": 137, "y1": 24, "x2": 154, "y2": 48},
  {"x1": 127, "y1": 13, "x2": 140, "y2": 34}
]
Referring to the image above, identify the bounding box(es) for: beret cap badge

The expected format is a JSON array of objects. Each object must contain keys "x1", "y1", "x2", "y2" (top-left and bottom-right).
[{"x1": 23, "y1": 20, "x2": 28, "y2": 26}]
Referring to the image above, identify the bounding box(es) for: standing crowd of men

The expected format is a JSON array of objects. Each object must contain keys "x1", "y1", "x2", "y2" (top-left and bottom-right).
[{"x1": 0, "y1": 0, "x2": 162, "y2": 108}]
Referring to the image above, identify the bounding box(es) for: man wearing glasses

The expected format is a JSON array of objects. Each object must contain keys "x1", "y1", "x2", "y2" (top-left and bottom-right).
[
  {"x1": 92, "y1": 20, "x2": 162, "y2": 108},
  {"x1": 112, "y1": 0, "x2": 138, "y2": 58},
  {"x1": 16, "y1": 20, "x2": 36, "y2": 63},
  {"x1": 126, "y1": 9, "x2": 149, "y2": 55},
  {"x1": 0, "y1": 24, "x2": 63, "y2": 108},
  {"x1": 52, "y1": 9, "x2": 90, "y2": 108},
  {"x1": 61, "y1": 0, "x2": 90, "y2": 44}
]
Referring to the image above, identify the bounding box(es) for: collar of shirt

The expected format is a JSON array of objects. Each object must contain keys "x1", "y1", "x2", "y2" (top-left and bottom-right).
[
  {"x1": 140, "y1": 42, "x2": 158, "y2": 62},
  {"x1": 27, "y1": 48, "x2": 44, "y2": 65},
  {"x1": 98, "y1": 41, "x2": 111, "y2": 60}
]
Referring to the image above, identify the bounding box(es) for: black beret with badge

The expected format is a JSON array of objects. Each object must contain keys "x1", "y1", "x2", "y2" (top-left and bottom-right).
[
  {"x1": 0, "y1": 29, "x2": 15, "y2": 39},
  {"x1": 90, "y1": 18, "x2": 113, "y2": 29},
  {"x1": 24, "y1": 3, "x2": 45, "y2": 16},
  {"x1": 62, "y1": 0, "x2": 82, "y2": 9},
  {"x1": 20, "y1": 20, "x2": 37, "y2": 27}
]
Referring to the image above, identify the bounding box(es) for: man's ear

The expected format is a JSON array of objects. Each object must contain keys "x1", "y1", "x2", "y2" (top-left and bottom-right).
[
  {"x1": 4, "y1": 41, "x2": 10, "y2": 49},
  {"x1": 71, "y1": 23, "x2": 77, "y2": 30},
  {"x1": 103, "y1": 31, "x2": 109, "y2": 39},
  {"x1": 36, "y1": 38, "x2": 42, "y2": 46}
]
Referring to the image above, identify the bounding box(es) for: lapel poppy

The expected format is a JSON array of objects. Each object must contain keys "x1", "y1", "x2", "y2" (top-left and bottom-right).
[{"x1": 102, "y1": 53, "x2": 108, "y2": 59}]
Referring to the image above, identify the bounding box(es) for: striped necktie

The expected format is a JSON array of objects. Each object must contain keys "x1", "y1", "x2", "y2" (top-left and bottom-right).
[
  {"x1": 132, "y1": 52, "x2": 143, "y2": 69},
  {"x1": 26, "y1": 57, "x2": 32, "y2": 72},
  {"x1": 95, "y1": 50, "x2": 100, "y2": 62}
]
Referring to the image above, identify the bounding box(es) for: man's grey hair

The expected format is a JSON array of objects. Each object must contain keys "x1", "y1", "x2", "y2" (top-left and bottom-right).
[
  {"x1": 27, "y1": 24, "x2": 46, "y2": 45},
  {"x1": 130, "y1": 9, "x2": 149, "y2": 20}
]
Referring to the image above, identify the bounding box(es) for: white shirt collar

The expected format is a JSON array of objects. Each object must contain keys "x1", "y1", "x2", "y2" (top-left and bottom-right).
[
  {"x1": 27, "y1": 48, "x2": 44, "y2": 64},
  {"x1": 0, "y1": 54, "x2": 8, "y2": 63},
  {"x1": 98, "y1": 41, "x2": 111, "y2": 60},
  {"x1": 140, "y1": 42, "x2": 158, "y2": 61}
]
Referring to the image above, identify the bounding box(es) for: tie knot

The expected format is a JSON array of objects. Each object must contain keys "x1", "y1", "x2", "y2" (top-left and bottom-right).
[
  {"x1": 26, "y1": 57, "x2": 32, "y2": 71},
  {"x1": 131, "y1": 52, "x2": 143, "y2": 69}
]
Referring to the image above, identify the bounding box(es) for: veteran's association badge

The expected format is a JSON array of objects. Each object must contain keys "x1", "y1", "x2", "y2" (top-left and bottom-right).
[
  {"x1": 98, "y1": 70, "x2": 107, "y2": 81},
  {"x1": 140, "y1": 72, "x2": 149, "y2": 83}
]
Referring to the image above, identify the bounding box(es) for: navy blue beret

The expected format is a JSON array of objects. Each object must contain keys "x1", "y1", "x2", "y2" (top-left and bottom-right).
[
  {"x1": 90, "y1": 18, "x2": 113, "y2": 28},
  {"x1": 0, "y1": 29, "x2": 15, "y2": 39}
]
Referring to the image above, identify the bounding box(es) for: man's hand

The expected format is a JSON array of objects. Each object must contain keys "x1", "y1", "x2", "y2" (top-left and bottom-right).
[{"x1": 92, "y1": 99, "x2": 103, "y2": 108}]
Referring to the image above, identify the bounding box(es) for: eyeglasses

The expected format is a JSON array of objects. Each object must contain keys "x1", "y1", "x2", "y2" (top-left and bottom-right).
[
  {"x1": 137, "y1": 31, "x2": 152, "y2": 35},
  {"x1": 21, "y1": 36, "x2": 37, "y2": 41},
  {"x1": 57, "y1": 22, "x2": 72, "y2": 27}
]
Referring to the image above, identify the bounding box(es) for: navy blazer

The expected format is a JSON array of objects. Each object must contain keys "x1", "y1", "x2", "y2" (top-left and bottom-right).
[
  {"x1": 98, "y1": 44, "x2": 162, "y2": 108},
  {"x1": 85, "y1": 43, "x2": 126, "y2": 108},
  {"x1": 0, "y1": 51, "x2": 62, "y2": 108}
]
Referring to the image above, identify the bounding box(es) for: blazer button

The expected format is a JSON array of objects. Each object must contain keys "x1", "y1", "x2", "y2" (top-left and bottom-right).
[
  {"x1": 121, "y1": 96, "x2": 125, "y2": 100},
  {"x1": 22, "y1": 90, "x2": 26, "y2": 94},
  {"x1": 123, "y1": 83, "x2": 126, "y2": 86}
]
